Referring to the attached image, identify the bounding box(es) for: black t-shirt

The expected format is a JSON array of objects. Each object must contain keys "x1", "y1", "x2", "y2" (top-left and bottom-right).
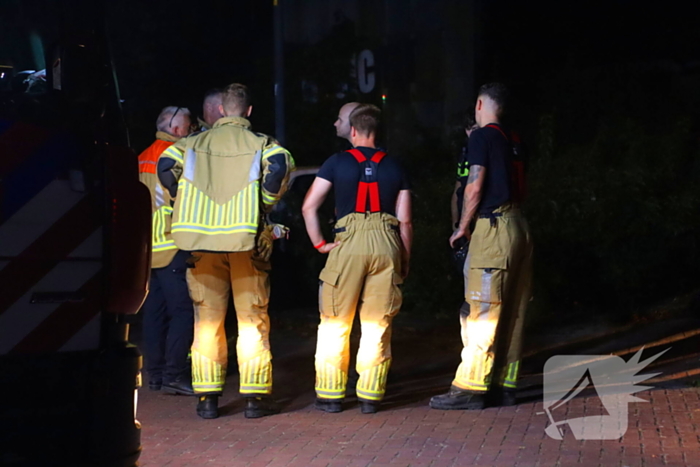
[
  {"x1": 317, "y1": 146, "x2": 410, "y2": 220},
  {"x1": 468, "y1": 123, "x2": 513, "y2": 214}
]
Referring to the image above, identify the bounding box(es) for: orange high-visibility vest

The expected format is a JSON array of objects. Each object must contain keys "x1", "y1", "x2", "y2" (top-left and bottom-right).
[{"x1": 138, "y1": 136, "x2": 178, "y2": 267}]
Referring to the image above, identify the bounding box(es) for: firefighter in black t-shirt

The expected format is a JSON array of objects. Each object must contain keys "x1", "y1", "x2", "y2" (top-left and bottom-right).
[
  {"x1": 302, "y1": 104, "x2": 413, "y2": 414},
  {"x1": 431, "y1": 83, "x2": 533, "y2": 410}
]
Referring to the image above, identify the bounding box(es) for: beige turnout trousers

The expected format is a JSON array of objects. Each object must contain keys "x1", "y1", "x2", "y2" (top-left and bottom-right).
[
  {"x1": 453, "y1": 204, "x2": 533, "y2": 392},
  {"x1": 316, "y1": 213, "x2": 404, "y2": 401},
  {"x1": 186, "y1": 251, "x2": 272, "y2": 395}
]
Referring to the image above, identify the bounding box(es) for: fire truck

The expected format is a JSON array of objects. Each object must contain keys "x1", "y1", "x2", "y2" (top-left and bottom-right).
[{"x1": 0, "y1": 1, "x2": 148, "y2": 466}]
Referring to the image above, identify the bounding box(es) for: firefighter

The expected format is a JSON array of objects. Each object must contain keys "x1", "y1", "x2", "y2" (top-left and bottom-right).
[
  {"x1": 197, "y1": 88, "x2": 223, "y2": 131},
  {"x1": 334, "y1": 101, "x2": 360, "y2": 141},
  {"x1": 137, "y1": 106, "x2": 196, "y2": 395},
  {"x1": 430, "y1": 83, "x2": 533, "y2": 410},
  {"x1": 157, "y1": 83, "x2": 295, "y2": 419},
  {"x1": 302, "y1": 104, "x2": 412, "y2": 414}
]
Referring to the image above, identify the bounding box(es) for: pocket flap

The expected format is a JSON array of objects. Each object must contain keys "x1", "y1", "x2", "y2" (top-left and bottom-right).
[
  {"x1": 319, "y1": 268, "x2": 340, "y2": 286},
  {"x1": 470, "y1": 254, "x2": 508, "y2": 270}
]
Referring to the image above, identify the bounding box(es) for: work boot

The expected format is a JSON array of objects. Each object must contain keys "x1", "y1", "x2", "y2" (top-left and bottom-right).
[
  {"x1": 359, "y1": 400, "x2": 379, "y2": 414},
  {"x1": 487, "y1": 388, "x2": 517, "y2": 407},
  {"x1": 314, "y1": 398, "x2": 343, "y2": 413},
  {"x1": 244, "y1": 396, "x2": 280, "y2": 419},
  {"x1": 162, "y1": 377, "x2": 195, "y2": 396},
  {"x1": 429, "y1": 387, "x2": 486, "y2": 410},
  {"x1": 148, "y1": 379, "x2": 162, "y2": 391},
  {"x1": 196, "y1": 395, "x2": 219, "y2": 419}
]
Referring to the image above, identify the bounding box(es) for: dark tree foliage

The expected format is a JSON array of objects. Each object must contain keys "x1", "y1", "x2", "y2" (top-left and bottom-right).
[{"x1": 525, "y1": 63, "x2": 700, "y2": 324}]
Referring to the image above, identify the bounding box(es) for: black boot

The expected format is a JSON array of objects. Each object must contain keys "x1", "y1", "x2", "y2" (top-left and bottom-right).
[
  {"x1": 314, "y1": 398, "x2": 343, "y2": 413},
  {"x1": 359, "y1": 400, "x2": 379, "y2": 414},
  {"x1": 244, "y1": 396, "x2": 280, "y2": 419},
  {"x1": 148, "y1": 379, "x2": 162, "y2": 391},
  {"x1": 429, "y1": 387, "x2": 486, "y2": 410},
  {"x1": 162, "y1": 377, "x2": 195, "y2": 396},
  {"x1": 196, "y1": 395, "x2": 219, "y2": 419},
  {"x1": 487, "y1": 388, "x2": 517, "y2": 407}
]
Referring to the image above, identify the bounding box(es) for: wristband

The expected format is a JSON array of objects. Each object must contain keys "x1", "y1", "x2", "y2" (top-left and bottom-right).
[{"x1": 314, "y1": 240, "x2": 327, "y2": 250}]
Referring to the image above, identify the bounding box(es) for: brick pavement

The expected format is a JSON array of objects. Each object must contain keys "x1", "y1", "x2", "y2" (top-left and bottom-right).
[
  {"x1": 137, "y1": 386, "x2": 700, "y2": 467},
  {"x1": 135, "y1": 325, "x2": 700, "y2": 467}
]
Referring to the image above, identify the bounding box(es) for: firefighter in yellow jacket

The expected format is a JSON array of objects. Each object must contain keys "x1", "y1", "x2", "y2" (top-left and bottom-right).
[
  {"x1": 302, "y1": 104, "x2": 412, "y2": 414},
  {"x1": 157, "y1": 83, "x2": 294, "y2": 419}
]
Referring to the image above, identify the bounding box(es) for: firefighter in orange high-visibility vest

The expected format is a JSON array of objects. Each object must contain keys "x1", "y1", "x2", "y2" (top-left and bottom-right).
[
  {"x1": 302, "y1": 103, "x2": 413, "y2": 414},
  {"x1": 157, "y1": 84, "x2": 294, "y2": 420},
  {"x1": 138, "y1": 106, "x2": 195, "y2": 396}
]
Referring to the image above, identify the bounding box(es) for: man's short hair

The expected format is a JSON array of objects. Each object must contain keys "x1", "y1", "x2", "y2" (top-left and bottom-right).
[
  {"x1": 222, "y1": 83, "x2": 252, "y2": 115},
  {"x1": 349, "y1": 103, "x2": 381, "y2": 136},
  {"x1": 478, "y1": 82, "x2": 509, "y2": 115},
  {"x1": 203, "y1": 87, "x2": 222, "y2": 103},
  {"x1": 156, "y1": 106, "x2": 191, "y2": 132}
]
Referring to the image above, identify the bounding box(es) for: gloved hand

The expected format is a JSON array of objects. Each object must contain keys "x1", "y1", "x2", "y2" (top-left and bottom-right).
[
  {"x1": 255, "y1": 224, "x2": 289, "y2": 262},
  {"x1": 256, "y1": 225, "x2": 274, "y2": 262}
]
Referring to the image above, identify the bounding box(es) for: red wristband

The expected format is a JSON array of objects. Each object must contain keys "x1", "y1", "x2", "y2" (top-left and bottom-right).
[{"x1": 314, "y1": 240, "x2": 327, "y2": 250}]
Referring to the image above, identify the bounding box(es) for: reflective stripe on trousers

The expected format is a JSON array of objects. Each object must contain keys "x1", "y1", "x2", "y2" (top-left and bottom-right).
[{"x1": 187, "y1": 250, "x2": 272, "y2": 395}]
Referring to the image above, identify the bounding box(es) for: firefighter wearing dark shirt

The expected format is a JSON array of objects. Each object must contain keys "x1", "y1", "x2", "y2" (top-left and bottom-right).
[
  {"x1": 431, "y1": 83, "x2": 533, "y2": 410},
  {"x1": 302, "y1": 104, "x2": 413, "y2": 414}
]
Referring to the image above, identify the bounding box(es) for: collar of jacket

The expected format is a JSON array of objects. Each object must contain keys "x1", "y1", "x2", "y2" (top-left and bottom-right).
[
  {"x1": 213, "y1": 116, "x2": 251, "y2": 130},
  {"x1": 155, "y1": 131, "x2": 179, "y2": 142},
  {"x1": 197, "y1": 117, "x2": 211, "y2": 131}
]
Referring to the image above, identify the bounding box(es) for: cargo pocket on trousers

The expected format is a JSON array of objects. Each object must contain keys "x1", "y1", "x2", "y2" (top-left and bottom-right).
[
  {"x1": 387, "y1": 272, "x2": 404, "y2": 318},
  {"x1": 319, "y1": 269, "x2": 340, "y2": 317},
  {"x1": 467, "y1": 255, "x2": 506, "y2": 319}
]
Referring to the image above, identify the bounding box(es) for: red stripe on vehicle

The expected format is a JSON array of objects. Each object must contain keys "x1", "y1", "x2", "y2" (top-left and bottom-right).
[
  {"x1": 9, "y1": 272, "x2": 103, "y2": 354},
  {"x1": 0, "y1": 192, "x2": 101, "y2": 317}
]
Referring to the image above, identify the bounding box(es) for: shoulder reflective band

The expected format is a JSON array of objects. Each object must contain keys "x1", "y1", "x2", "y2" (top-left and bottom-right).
[{"x1": 347, "y1": 149, "x2": 387, "y2": 213}]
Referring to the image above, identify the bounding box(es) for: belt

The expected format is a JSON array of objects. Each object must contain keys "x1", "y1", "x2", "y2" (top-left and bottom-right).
[
  {"x1": 332, "y1": 225, "x2": 399, "y2": 234},
  {"x1": 478, "y1": 212, "x2": 503, "y2": 227}
]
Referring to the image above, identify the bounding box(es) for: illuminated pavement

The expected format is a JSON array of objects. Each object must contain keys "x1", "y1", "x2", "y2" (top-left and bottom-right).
[{"x1": 135, "y1": 318, "x2": 700, "y2": 466}]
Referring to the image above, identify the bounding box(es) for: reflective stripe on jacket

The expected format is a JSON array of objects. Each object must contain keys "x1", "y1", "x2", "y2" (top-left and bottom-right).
[
  {"x1": 138, "y1": 131, "x2": 179, "y2": 268},
  {"x1": 159, "y1": 116, "x2": 294, "y2": 253}
]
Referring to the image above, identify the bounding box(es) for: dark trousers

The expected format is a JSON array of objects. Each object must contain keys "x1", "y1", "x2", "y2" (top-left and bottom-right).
[{"x1": 142, "y1": 250, "x2": 194, "y2": 383}]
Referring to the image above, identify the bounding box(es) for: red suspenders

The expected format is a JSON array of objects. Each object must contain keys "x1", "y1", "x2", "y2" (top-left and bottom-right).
[
  {"x1": 347, "y1": 149, "x2": 387, "y2": 213},
  {"x1": 485, "y1": 123, "x2": 507, "y2": 139},
  {"x1": 485, "y1": 124, "x2": 527, "y2": 203}
]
